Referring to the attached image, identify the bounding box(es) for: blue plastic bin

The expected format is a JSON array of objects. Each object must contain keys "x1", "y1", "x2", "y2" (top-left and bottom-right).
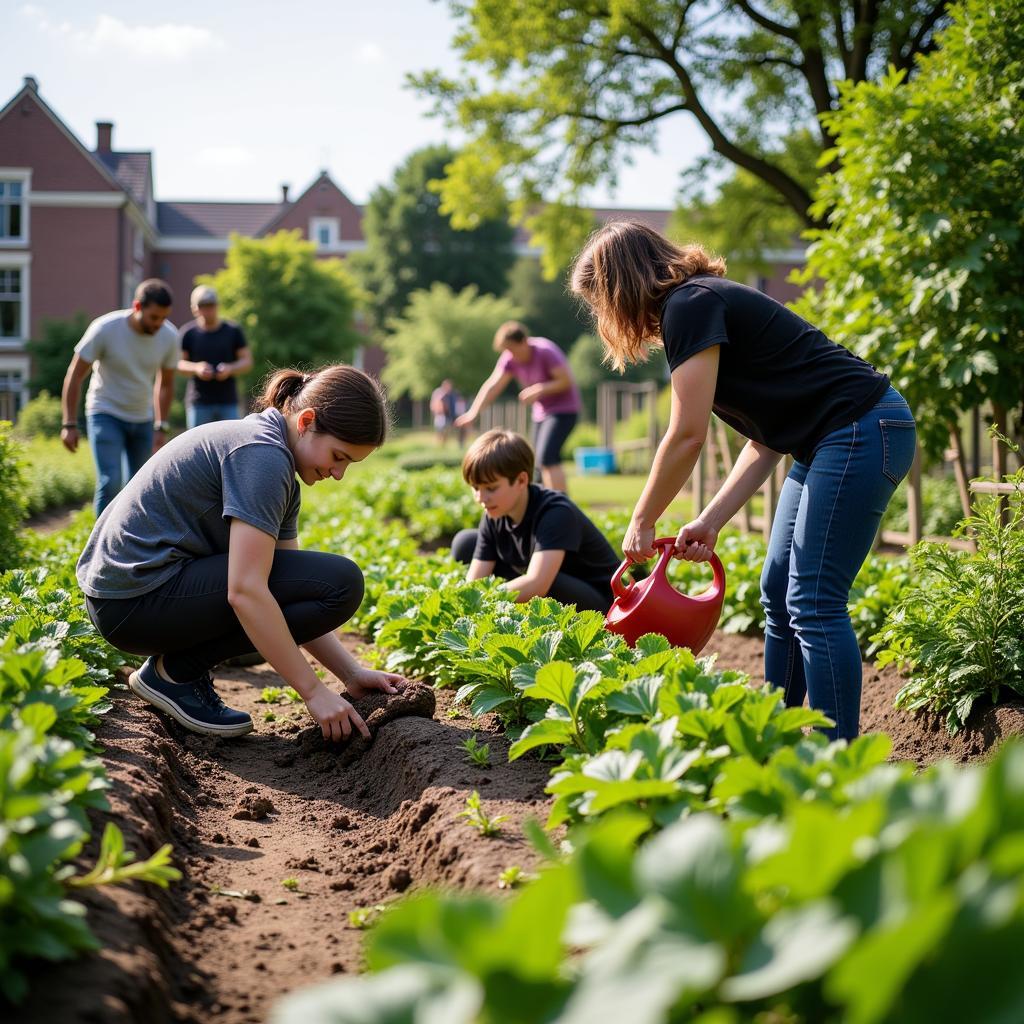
[{"x1": 575, "y1": 446, "x2": 617, "y2": 475}]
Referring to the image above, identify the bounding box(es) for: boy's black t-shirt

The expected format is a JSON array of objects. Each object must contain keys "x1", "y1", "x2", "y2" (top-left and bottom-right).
[
  {"x1": 179, "y1": 321, "x2": 247, "y2": 406},
  {"x1": 660, "y1": 276, "x2": 890, "y2": 463},
  {"x1": 472, "y1": 485, "x2": 619, "y2": 595}
]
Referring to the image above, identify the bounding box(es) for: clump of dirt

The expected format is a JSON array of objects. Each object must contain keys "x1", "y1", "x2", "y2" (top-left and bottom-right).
[{"x1": 231, "y1": 794, "x2": 276, "y2": 821}]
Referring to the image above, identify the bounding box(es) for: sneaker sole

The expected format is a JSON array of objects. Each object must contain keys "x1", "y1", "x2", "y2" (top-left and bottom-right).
[{"x1": 128, "y1": 672, "x2": 254, "y2": 738}]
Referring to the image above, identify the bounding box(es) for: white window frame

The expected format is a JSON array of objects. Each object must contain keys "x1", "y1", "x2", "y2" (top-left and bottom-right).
[
  {"x1": 0, "y1": 253, "x2": 30, "y2": 348},
  {"x1": 0, "y1": 168, "x2": 31, "y2": 248},
  {"x1": 0, "y1": 354, "x2": 30, "y2": 420},
  {"x1": 309, "y1": 216, "x2": 339, "y2": 249}
]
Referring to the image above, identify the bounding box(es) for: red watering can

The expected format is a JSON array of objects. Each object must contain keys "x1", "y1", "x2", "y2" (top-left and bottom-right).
[{"x1": 605, "y1": 537, "x2": 726, "y2": 654}]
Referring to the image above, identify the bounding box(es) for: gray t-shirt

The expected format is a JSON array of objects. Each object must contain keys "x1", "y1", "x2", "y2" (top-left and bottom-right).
[
  {"x1": 77, "y1": 408, "x2": 302, "y2": 599},
  {"x1": 76, "y1": 309, "x2": 180, "y2": 422}
]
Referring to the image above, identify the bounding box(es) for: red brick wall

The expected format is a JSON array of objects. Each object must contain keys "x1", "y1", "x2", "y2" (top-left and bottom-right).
[
  {"x1": 29, "y1": 205, "x2": 121, "y2": 336},
  {"x1": 0, "y1": 93, "x2": 116, "y2": 192},
  {"x1": 152, "y1": 250, "x2": 230, "y2": 327},
  {"x1": 757, "y1": 261, "x2": 804, "y2": 304}
]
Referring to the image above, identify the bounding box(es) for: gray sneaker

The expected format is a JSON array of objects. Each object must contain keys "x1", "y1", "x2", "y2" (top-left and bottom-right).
[{"x1": 128, "y1": 658, "x2": 253, "y2": 737}]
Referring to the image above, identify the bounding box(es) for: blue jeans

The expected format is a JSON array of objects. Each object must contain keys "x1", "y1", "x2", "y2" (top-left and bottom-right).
[
  {"x1": 760, "y1": 386, "x2": 916, "y2": 740},
  {"x1": 186, "y1": 401, "x2": 240, "y2": 429},
  {"x1": 87, "y1": 413, "x2": 154, "y2": 517}
]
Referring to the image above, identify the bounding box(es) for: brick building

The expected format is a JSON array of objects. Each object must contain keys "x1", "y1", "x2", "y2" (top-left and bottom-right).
[{"x1": 0, "y1": 75, "x2": 802, "y2": 420}]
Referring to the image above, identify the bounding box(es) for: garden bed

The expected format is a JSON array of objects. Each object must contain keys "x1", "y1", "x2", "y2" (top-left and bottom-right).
[{"x1": 20, "y1": 630, "x2": 1024, "y2": 1023}]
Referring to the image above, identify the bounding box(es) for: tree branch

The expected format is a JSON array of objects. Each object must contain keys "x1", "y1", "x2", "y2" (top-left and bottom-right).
[
  {"x1": 893, "y1": 0, "x2": 950, "y2": 72},
  {"x1": 624, "y1": 11, "x2": 819, "y2": 226},
  {"x1": 730, "y1": 0, "x2": 801, "y2": 40},
  {"x1": 571, "y1": 103, "x2": 691, "y2": 129}
]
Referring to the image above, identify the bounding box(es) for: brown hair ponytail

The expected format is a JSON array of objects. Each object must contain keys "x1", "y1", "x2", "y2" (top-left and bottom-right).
[
  {"x1": 256, "y1": 364, "x2": 391, "y2": 446},
  {"x1": 569, "y1": 221, "x2": 726, "y2": 371}
]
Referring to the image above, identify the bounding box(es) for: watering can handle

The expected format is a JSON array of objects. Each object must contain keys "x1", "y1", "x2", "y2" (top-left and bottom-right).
[{"x1": 610, "y1": 537, "x2": 725, "y2": 600}]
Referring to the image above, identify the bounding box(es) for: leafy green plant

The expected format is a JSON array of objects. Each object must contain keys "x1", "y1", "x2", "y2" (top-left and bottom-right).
[
  {"x1": 349, "y1": 904, "x2": 389, "y2": 930},
  {"x1": 876, "y1": 453, "x2": 1024, "y2": 732},
  {"x1": 258, "y1": 687, "x2": 284, "y2": 704},
  {"x1": 0, "y1": 642, "x2": 178, "y2": 1002},
  {"x1": 497, "y1": 866, "x2": 532, "y2": 890},
  {"x1": 457, "y1": 791, "x2": 509, "y2": 838},
  {"x1": 69, "y1": 823, "x2": 179, "y2": 889},
  {"x1": 0, "y1": 422, "x2": 27, "y2": 571},
  {"x1": 461, "y1": 735, "x2": 491, "y2": 768},
  {"x1": 281, "y1": 878, "x2": 300, "y2": 892}
]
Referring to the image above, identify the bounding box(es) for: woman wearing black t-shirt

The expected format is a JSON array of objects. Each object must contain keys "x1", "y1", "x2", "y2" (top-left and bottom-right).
[{"x1": 570, "y1": 221, "x2": 916, "y2": 740}]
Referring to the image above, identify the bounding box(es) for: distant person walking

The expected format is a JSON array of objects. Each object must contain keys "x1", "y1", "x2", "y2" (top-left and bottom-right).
[
  {"x1": 61, "y1": 279, "x2": 179, "y2": 516},
  {"x1": 430, "y1": 378, "x2": 460, "y2": 447},
  {"x1": 178, "y1": 285, "x2": 253, "y2": 428},
  {"x1": 456, "y1": 321, "x2": 581, "y2": 492}
]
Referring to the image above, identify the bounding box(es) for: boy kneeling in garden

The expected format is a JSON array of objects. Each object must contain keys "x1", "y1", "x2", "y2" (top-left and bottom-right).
[{"x1": 452, "y1": 429, "x2": 619, "y2": 612}]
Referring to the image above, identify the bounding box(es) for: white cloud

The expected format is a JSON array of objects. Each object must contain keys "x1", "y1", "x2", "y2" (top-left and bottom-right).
[
  {"x1": 20, "y1": 8, "x2": 221, "y2": 61},
  {"x1": 356, "y1": 42, "x2": 383, "y2": 64},
  {"x1": 196, "y1": 146, "x2": 253, "y2": 167}
]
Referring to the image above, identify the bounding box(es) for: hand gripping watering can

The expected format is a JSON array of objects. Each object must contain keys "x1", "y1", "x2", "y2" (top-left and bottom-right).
[{"x1": 605, "y1": 537, "x2": 726, "y2": 654}]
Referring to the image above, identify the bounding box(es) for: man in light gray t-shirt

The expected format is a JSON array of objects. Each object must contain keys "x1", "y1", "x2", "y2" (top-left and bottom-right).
[{"x1": 60, "y1": 278, "x2": 180, "y2": 516}]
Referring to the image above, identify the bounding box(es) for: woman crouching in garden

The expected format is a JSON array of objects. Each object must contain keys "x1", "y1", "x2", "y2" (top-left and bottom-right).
[
  {"x1": 570, "y1": 221, "x2": 916, "y2": 740},
  {"x1": 77, "y1": 364, "x2": 405, "y2": 742}
]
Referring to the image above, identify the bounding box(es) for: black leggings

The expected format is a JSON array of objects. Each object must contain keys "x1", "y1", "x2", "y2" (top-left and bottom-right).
[
  {"x1": 85, "y1": 550, "x2": 364, "y2": 682},
  {"x1": 451, "y1": 528, "x2": 611, "y2": 614},
  {"x1": 533, "y1": 412, "x2": 578, "y2": 468}
]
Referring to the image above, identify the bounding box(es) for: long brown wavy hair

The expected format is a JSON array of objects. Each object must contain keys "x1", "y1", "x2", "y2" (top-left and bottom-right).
[
  {"x1": 569, "y1": 221, "x2": 727, "y2": 371},
  {"x1": 256, "y1": 364, "x2": 391, "y2": 446}
]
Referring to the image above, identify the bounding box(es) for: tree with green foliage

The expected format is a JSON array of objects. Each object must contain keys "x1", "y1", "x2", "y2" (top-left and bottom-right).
[
  {"x1": 351, "y1": 145, "x2": 516, "y2": 331},
  {"x1": 413, "y1": 0, "x2": 951, "y2": 270},
  {"x1": 793, "y1": 0, "x2": 1024, "y2": 457},
  {"x1": 670, "y1": 131, "x2": 818, "y2": 280},
  {"x1": 25, "y1": 313, "x2": 90, "y2": 399},
  {"x1": 569, "y1": 332, "x2": 666, "y2": 420},
  {"x1": 200, "y1": 231, "x2": 364, "y2": 394},
  {"x1": 503, "y1": 257, "x2": 590, "y2": 349},
  {"x1": 382, "y1": 283, "x2": 522, "y2": 400}
]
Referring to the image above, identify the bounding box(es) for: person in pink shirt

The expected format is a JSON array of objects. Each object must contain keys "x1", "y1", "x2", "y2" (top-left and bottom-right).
[{"x1": 456, "y1": 320, "x2": 581, "y2": 492}]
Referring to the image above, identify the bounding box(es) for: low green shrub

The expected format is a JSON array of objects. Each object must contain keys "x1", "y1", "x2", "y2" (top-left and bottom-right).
[
  {"x1": 0, "y1": 422, "x2": 27, "y2": 570},
  {"x1": 876, "y1": 454, "x2": 1024, "y2": 732},
  {"x1": 17, "y1": 437, "x2": 95, "y2": 516},
  {"x1": 564, "y1": 421, "x2": 600, "y2": 456},
  {"x1": 396, "y1": 449, "x2": 465, "y2": 472},
  {"x1": 13, "y1": 390, "x2": 63, "y2": 439}
]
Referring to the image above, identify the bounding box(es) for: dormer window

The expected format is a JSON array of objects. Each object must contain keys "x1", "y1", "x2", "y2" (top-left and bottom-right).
[{"x1": 310, "y1": 217, "x2": 339, "y2": 249}]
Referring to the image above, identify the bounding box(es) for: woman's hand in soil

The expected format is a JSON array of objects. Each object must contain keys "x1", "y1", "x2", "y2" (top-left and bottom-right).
[
  {"x1": 305, "y1": 684, "x2": 370, "y2": 742},
  {"x1": 344, "y1": 668, "x2": 405, "y2": 701},
  {"x1": 674, "y1": 519, "x2": 718, "y2": 562}
]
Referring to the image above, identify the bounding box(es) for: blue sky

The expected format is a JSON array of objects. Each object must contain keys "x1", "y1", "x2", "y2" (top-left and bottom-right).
[{"x1": 2, "y1": 1, "x2": 709, "y2": 210}]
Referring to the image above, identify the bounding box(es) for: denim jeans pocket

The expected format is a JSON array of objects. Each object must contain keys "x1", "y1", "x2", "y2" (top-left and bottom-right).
[{"x1": 879, "y1": 419, "x2": 917, "y2": 485}]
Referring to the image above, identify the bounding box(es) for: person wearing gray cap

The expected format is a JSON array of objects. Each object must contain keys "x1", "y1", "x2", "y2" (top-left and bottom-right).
[{"x1": 178, "y1": 284, "x2": 253, "y2": 429}]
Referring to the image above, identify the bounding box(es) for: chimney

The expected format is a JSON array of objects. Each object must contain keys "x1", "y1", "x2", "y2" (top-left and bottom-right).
[
  {"x1": 281, "y1": 184, "x2": 290, "y2": 203},
  {"x1": 96, "y1": 121, "x2": 113, "y2": 153},
  {"x1": 23, "y1": 75, "x2": 39, "y2": 92}
]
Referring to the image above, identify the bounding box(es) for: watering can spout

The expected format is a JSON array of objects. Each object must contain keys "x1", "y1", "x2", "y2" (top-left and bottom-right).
[{"x1": 604, "y1": 538, "x2": 725, "y2": 654}]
